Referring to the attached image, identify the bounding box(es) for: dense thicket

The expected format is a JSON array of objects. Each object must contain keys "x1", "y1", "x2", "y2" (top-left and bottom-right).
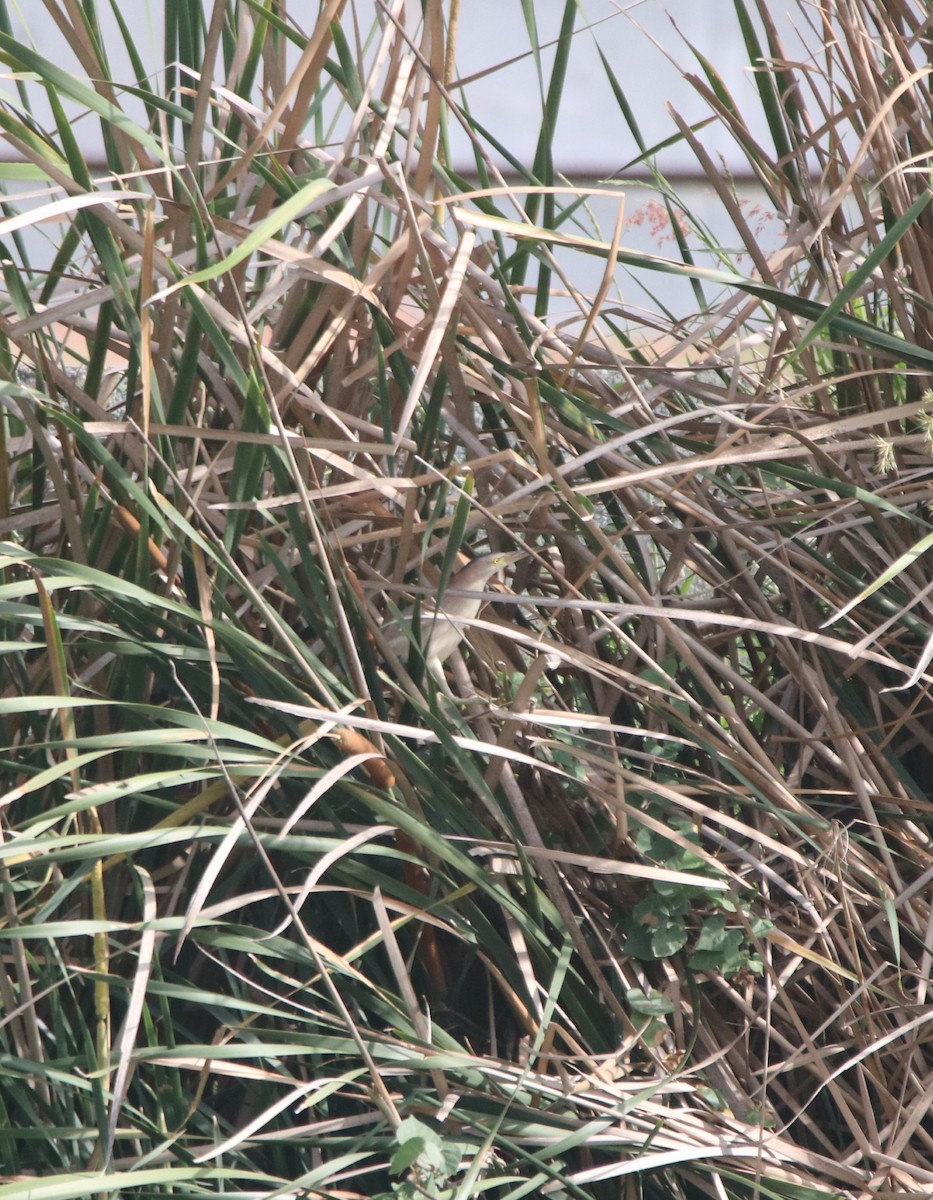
[{"x1": 1, "y1": 3, "x2": 931, "y2": 1197}]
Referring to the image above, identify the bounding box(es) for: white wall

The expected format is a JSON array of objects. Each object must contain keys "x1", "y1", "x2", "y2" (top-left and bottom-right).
[
  {"x1": 0, "y1": 1, "x2": 783, "y2": 176},
  {"x1": 450, "y1": 1, "x2": 777, "y2": 177},
  {"x1": 0, "y1": 2, "x2": 794, "y2": 313}
]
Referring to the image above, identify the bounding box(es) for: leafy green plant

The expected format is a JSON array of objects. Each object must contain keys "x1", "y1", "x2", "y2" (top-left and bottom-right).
[
  {"x1": 624, "y1": 814, "x2": 770, "y2": 976},
  {"x1": 377, "y1": 1117, "x2": 473, "y2": 1200}
]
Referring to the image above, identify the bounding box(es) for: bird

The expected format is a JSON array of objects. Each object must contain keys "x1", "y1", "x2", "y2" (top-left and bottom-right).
[{"x1": 381, "y1": 550, "x2": 524, "y2": 692}]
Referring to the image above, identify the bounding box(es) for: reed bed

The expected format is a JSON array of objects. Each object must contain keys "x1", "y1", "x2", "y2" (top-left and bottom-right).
[{"x1": 1, "y1": 2, "x2": 931, "y2": 1196}]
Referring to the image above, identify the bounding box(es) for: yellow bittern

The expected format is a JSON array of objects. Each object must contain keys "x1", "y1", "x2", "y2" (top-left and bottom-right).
[{"x1": 383, "y1": 550, "x2": 523, "y2": 689}]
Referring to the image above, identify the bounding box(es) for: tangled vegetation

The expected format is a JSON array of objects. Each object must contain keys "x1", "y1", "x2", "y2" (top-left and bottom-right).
[{"x1": 1, "y1": 2, "x2": 932, "y2": 1197}]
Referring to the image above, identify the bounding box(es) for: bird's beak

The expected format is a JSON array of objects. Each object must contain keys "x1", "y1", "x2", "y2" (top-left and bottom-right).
[{"x1": 492, "y1": 550, "x2": 525, "y2": 568}]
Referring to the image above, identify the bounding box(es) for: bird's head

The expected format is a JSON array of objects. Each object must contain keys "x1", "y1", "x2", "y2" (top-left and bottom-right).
[
  {"x1": 382, "y1": 548, "x2": 525, "y2": 683},
  {"x1": 449, "y1": 549, "x2": 524, "y2": 594}
]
